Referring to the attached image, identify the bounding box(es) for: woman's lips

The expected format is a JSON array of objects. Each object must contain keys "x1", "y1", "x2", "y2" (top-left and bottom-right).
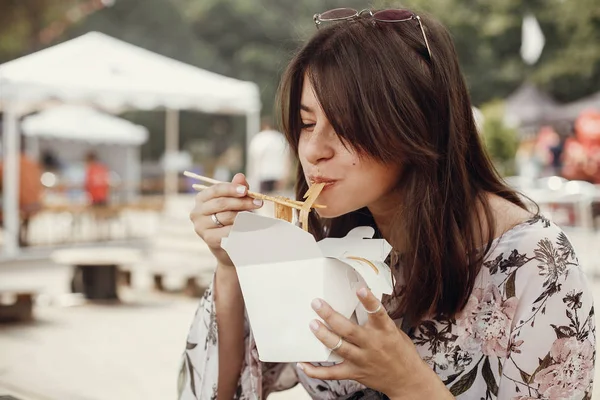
[
  {"x1": 308, "y1": 175, "x2": 337, "y2": 184},
  {"x1": 319, "y1": 181, "x2": 335, "y2": 191},
  {"x1": 308, "y1": 178, "x2": 337, "y2": 191}
]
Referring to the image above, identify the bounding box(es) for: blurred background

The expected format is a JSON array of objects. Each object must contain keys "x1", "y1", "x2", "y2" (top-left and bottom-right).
[{"x1": 0, "y1": 0, "x2": 599, "y2": 399}]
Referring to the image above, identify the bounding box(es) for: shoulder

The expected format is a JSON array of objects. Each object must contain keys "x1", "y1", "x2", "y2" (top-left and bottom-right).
[
  {"x1": 488, "y1": 214, "x2": 572, "y2": 261},
  {"x1": 481, "y1": 214, "x2": 590, "y2": 305}
]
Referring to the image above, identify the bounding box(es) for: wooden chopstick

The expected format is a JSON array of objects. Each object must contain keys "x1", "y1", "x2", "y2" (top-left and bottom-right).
[
  {"x1": 191, "y1": 184, "x2": 308, "y2": 210},
  {"x1": 185, "y1": 171, "x2": 325, "y2": 210}
]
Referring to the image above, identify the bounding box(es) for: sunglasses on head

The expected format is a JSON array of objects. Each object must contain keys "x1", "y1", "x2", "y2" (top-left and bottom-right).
[{"x1": 313, "y1": 8, "x2": 432, "y2": 60}]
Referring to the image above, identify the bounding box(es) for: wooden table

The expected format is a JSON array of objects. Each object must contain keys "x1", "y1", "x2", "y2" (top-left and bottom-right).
[{"x1": 51, "y1": 248, "x2": 142, "y2": 301}]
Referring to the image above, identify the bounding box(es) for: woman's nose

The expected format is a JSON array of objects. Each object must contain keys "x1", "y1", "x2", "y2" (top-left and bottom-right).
[{"x1": 302, "y1": 127, "x2": 336, "y2": 165}]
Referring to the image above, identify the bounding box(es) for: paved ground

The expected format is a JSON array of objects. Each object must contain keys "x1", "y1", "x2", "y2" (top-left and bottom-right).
[
  {"x1": 0, "y1": 196, "x2": 599, "y2": 400},
  {"x1": 0, "y1": 195, "x2": 311, "y2": 400},
  {"x1": 0, "y1": 263, "x2": 311, "y2": 400}
]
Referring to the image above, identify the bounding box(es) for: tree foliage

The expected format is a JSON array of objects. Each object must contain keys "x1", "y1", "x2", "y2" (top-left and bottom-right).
[
  {"x1": 0, "y1": 0, "x2": 80, "y2": 63},
  {"x1": 1, "y1": 0, "x2": 598, "y2": 160},
  {"x1": 480, "y1": 101, "x2": 519, "y2": 175}
]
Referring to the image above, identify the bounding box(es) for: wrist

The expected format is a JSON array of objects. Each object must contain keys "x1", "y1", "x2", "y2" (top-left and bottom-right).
[
  {"x1": 386, "y1": 363, "x2": 453, "y2": 400},
  {"x1": 215, "y1": 264, "x2": 242, "y2": 294},
  {"x1": 216, "y1": 263, "x2": 239, "y2": 281}
]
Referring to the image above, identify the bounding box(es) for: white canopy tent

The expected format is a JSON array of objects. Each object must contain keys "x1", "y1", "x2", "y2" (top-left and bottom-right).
[
  {"x1": 22, "y1": 105, "x2": 148, "y2": 144},
  {"x1": 22, "y1": 105, "x2": 149, "y2": 200},
  {"x1": 0, "y1": 31, "x2": 261, "y2": 257}
]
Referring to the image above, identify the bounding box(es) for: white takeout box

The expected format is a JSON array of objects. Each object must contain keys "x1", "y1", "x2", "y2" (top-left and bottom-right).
[{"x1": 221, "y1": 212, "x2": 393, "y2": 362}]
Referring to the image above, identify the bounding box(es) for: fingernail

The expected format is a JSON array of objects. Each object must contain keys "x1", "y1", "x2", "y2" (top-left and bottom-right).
[
  {"x1": 296, "y1": 362, "x2": 305, "y2": 371},
  {"x1": 236, "y1": 186, "x2": 246, "y2": 194},
  {"x1": 309, "y1": 320, "x2": 319, "y2": 332},
  {"x1": 311, "y1": 298, "x2": 322, "y2": 311},
  {"x1": 253, "y1": 198, "x2": 263, "y2": 207},
  {"x1": 358, "y1": 288, "x2": 368, "y2": 298}
]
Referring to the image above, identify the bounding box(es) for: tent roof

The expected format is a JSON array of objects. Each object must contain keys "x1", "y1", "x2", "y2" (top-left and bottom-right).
[
  {"x1": 21, "y1": 105, "x2": 148, "y2": 145},
  {"x1": 0, "y1": 32, "x2": 260, "y2": 114},
  {"x1": 550, "y1": 91, "x2": 600, "y2": 122},
  {"x1": 504, "y1": 83, "x2": 558, "y2": 128}
]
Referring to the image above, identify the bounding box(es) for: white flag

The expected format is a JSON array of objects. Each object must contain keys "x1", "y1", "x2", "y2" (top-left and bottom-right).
[{"x1": 521, "y1": 14, "x2": 545, "y2": 65}]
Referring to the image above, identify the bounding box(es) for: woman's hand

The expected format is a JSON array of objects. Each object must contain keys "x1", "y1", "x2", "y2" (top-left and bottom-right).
[
  {"x1": 189, "y1": 173, "x2": 263, "y2": 268},
  {"x1": 298, "y1": 288, "x2": 453, "y2": 400}
]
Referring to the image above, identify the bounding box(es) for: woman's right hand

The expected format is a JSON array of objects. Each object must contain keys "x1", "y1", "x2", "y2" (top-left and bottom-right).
[{"x1": 190, "y1": 173, "x2": 263, "y2": 267}]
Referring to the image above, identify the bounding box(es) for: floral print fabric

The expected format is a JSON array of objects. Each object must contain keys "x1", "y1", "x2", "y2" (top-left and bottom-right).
[{"x1": 178, "y1": 215, "x2": 596, "y2": 399}]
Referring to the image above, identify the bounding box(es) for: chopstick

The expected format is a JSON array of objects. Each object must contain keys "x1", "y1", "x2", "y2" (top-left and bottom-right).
[{"x1": 184, "y1": 171, "x2": 325, "y2": 210}]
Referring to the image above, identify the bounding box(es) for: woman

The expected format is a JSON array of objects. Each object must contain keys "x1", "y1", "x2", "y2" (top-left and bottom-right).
[{"x1": 180, "y1": 8, "x2": 595, "y2": 400}]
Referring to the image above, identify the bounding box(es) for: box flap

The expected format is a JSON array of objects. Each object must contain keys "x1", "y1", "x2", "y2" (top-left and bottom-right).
[
  {"x1": 318, "y1": 226, "x2": 392, "y2": 263},
  {"x1": 221, "y1": 212, "x2": 322, "y2": 267},
  {"x1": 342, "y1": 258, "x2": 393, "y2": 297},
  {"x1": 318, "y1": 226, "x2": 393, "y2": 296}
]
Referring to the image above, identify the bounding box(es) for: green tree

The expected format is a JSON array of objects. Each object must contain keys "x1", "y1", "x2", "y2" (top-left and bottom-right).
[
  {"x1": 2, "y1": 0, "x2": 598, "y2": 161},
  {"x1": 374, "y1": 0, "x2": 600, "y2": 104},
  {"x1": 0, "y1": 0, "x2": 73, "y2": 62},
  {"x1": 480, "y1": 101, "x2": 519, "y2": 176}
]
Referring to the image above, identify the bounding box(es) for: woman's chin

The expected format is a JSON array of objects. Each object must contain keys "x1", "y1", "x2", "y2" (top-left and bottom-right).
[{"x1": 314, "y1": 206, "x2": 350, "y2": 219}]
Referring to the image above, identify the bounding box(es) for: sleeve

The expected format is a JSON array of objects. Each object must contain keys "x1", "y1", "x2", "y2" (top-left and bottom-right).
[
  {"x1": 498, "y1": 235, "x2": 596, "y2": 400},
  {"x1": 177, "y1": 278, "x2": 299, "y2": 400}
]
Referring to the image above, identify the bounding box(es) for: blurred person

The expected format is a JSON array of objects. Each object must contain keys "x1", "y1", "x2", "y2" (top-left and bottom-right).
[
  {"x1": 41, "y1": 149, "x2": 62, "y2": 172},
  {"x1": 184, "y1": 8, "x2": 595, "y2": 400},
  {"x1": 84, "y1": 151, "x2": 109, "y2": 206},
  {"x1": 0, "y1": 140, "x2": 43, "y2": 246},
  {"x1": 549, "y1": 135, "x2": 566, "y2": 176},
  {"x1": 247, "y1": 116, "x2": 291, "y2": 193},
  {"x1": 534, "y1": 126, "x2": 560, "y2": 177},
  {"x1": 514, "y1": 138, "x2": 541, "y2": 179}
]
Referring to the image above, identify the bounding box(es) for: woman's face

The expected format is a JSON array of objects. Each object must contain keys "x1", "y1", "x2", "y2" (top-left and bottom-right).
[{"x1": 298, "y1": 76, "x2": 403, "y2": 218}]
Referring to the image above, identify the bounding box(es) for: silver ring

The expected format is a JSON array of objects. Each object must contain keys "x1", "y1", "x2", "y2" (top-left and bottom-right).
[
  {"x1": 364, "y1": 303, "x2": 383, "y2": 314},
  {"x1": 329, "y1": 337, "x2": 343, "y2": 352},
  {"x1": 211, "y1": 213, "x2": 224, "y2": 228}
]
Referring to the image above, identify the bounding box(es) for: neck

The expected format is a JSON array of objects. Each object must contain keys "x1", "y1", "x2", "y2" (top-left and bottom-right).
[{"x1": 368, "y1": 191, "x2": 402, "y2": 243}]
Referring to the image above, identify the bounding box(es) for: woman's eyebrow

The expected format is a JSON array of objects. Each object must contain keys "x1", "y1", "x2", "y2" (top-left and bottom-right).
[{"x1": 300, "y1": 104, "x2": 314, "y2": 113}]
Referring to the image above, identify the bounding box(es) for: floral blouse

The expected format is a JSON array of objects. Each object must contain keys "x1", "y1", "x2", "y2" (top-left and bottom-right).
[{"x1": 178, "y1": 215, "x2": 596, "y2": 399}]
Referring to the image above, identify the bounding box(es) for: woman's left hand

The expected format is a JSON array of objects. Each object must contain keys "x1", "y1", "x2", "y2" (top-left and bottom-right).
[{"x1": 298, "y1": 287, "x2": 452, "y2": 400}]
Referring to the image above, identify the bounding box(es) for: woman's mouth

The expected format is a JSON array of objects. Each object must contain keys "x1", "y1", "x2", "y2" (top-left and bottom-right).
[{"x1": 308, "y1": 177, "x2": 337, "y2": 191}]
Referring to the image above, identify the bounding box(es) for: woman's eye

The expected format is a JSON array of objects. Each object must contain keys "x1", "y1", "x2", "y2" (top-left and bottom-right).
[{"x1": 301, "y1": 122, "x2": 315, "y2": 130}]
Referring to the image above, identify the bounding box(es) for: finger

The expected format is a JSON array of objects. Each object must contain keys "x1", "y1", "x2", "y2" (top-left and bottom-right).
[
  {"x1": 309, "y1": 319, "x2": 360, "y2": 361},
  {"x1": 204, "y1": 211, "x2": 238, "y2": 227},
  {"x1": 201, "y1": 196, "x2": 263, "y2": 217},
  {"x1": 201, "y1": 226, "x2": 231, "y2": 249},
  {"x1": 357, "y1": 288, "x2": 392, "y2": 329},
  {"x1": 196, "y1": 182, "x2": 248, "y2": 202},
  {"x1": 297, "y1": 361, "x2": 355, "y2": 381},
  {"x1": 311, "y1": 298, "x2": 367, "y2": 346},
  {"x1": 231, "y1": 173, "x2": 249, "y2": 189}
]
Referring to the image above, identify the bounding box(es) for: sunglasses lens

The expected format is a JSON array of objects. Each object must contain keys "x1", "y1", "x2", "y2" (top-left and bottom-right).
[
  {"x1": 320, "y1": 8, "x2": 358, "y2": 21},
  {"x1": 373, "y1": 9, "x2": 413, "y2": 21}
]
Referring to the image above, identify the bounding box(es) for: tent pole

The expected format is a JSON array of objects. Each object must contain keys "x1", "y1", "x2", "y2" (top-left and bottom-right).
[
  {"x1": 164, "y1": 108, "x2": 180, "y2": 198},
  {"x1": 245, "y1": 110, "x2": 260, "y2": 184},
  {"x1": 127, "y1": 145, "x2": 141, "y2": 202},
  {"x1": 2, "y1": 101, "x2": 21, "y2": 257}
]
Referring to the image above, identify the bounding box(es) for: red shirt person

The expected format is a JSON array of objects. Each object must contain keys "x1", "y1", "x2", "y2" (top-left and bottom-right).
[{"x1": 84, "y1": 152, "x2": 109, "y2": 205}]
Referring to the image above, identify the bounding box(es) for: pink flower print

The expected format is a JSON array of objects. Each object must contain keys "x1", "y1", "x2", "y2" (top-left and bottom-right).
[
  {"x1": 534, "y1": 337, "x2": 594, "y2": 400},
  {"x1": 455, "y1": 284, "x2": 518, "y2": 357}
]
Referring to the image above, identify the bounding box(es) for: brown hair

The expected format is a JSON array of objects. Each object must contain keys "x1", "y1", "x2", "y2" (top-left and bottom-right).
[{"x1": 277, "y1": 11, "x2": 530, "y2": 326}]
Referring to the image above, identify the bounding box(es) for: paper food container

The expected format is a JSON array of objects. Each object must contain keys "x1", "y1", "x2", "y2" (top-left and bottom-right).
[{"x1": 221, "y1": 212, "x2": 393, "y2": 362}]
